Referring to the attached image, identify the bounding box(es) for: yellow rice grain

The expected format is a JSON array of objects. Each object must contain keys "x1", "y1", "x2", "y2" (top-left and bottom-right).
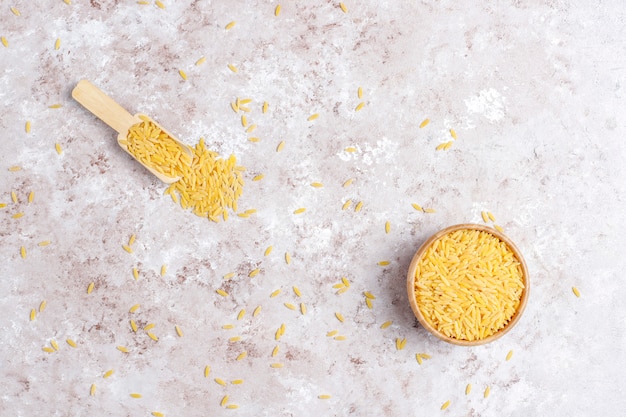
[
  {"x1": 8, "y1": 166, "x2": 20, "y2": 171},
  {"x1": 506, "y1": 350, "x2": 513, "y2": 361},
  {"x1": 365, "y1": 298, "x2": 373, "y2": 309},
  {"x1": 11, "y1": 6, "x2": 20, "y2": 16},
  {"x1": 246, "y1": 124, "x2": 257, "y2": 134},
  {"x1": 341, "y1": 277, "x2": 350, "y2": 287},
  {"x1": 358, "y1": 86, "x2": 363, "y2": 98},
  {"x1": 49, "y1": 104, "x2": 63, "y2": 109},
  {"x1": 223, "y1": 272, "x2": 235, "y2": 279},
  {"x1": 240, "y1": 106, "x2": 251, "y2": 112},
  {"x1": 117, "y1": 346, "x2": 129, "y2": 353},
  {"x1": 465, "y1": 384, "x2": 472, "y2": 395},
  {"x1": 354, "y1": 201, "x2": 363, "y2": 212},
  {"x1": 230, "y1": 101, "x2": 239, "y2": 113},
  {"x1": 179, "y1": 69, "x2": 187, "y2": 81},
  {"x1": 385, "y1": 221, "x2": 391, "y2": 234},
  {"x1": 345, "y1": 146, "x2": 357, "y2": 152},
  {"x1": 355, "y1": 102, "x2": 365, "y2": 111},
  {"x1": 293, "y1": 286, "x2": 302, "y2": 297},
  {"x1": 363, "y1": 291, "x2": 375, "y2": 299},
  {"x1": 228, "y1": 63, "x2": 238, "y2": 73},
  {"x1": 215, "y1": 378, "x2": 226, "y2": 386},
  {"x1": 284, "y1": 303, "x2": 296, "y2": 310},
  {"x1": 343, "y1": 178, "x2": 354, "y2": 187},
  {"x1": 424, "y1": 208, "x2": 436, "y2": 213},
  {"x1": 380, "y1": 321, "x2": 392, "y2": 329},
  {"x1": 307, "y1": 113, "x2": 319, "y2": 121},
  {"x1": 420, "y1": 353, "x2": 432, "y2": 359},
  {"x1": 143, "y1": 323, "x2": 155, "y2": 331},
  {"x1": 236, "y1": 351, "x2": 247, "y2": 360},
  {"x1": 225, "y1": 21, "x2": 236, "y2": 30},
  {"x1": 11, "y1": 191, "x2": 17, "y2": 203},
  {"x1": 130, "y1": 320, "x2": 138, "y2": 332},
  {"x1": 132, "y1": 267, "x2": 139, "y2": 280},
  {"x1": 239, "y1": 98, "x2": 251, "y2": 104},
  {"x1": 318, "y1": 394, "x2": 331, "y2": 399},
  {"x1": 122, "y1": 244, "x2": 133, "y2": 253},
  {"x1": 237, "y1": 309, "x2": 246, "y2": 320},
  {"x1": 30, "y1": 309, "x2": 36, "y2": 321},
  {"x1": 332, "y1": 283, "x2": 344, "y2": 289},
  {"x1": 395, "y1": 338, "x2": 406, "y2": 350},
  {"x1": 435, "y1": 143, "x2": 446, "y2": 151},
  {"x1": 12, "y1": 212, "x2": 24, "y2": 219},
  {"x1": 137, "y1": 1, "x2": 149, "y2": 4},
  {"x1": 342, "y1": 199, "x2": 352, "y2": 210},
  {"x1": 155, "y1": 0, "x2": 165, "y2": 8},
  {"x1": 229, "y1": 336, "x2": 241, "y2": 342},
  {"x1": 1, "y1": 36, "x2": 8, "y2": 48},
  {"x1": 130, "y1": 393, "x2": 142, "y2": 398},
  {"x1": 50, "y1": 339, "x2": 59, "y2": 351},
  {"x1": 450, "y1": 128, "x2": 457, "y2": 139},
  {"x1": 378, "y1": 260, "x2": 390, "y2": 266},
  {"x1": 335, "y1": 312, "x2": 345, "y2": 322},
  {"x1": 416, "y1": 354, "x2": 423, "y2": 365},
  {"x1": 103, "y1": 369, "x2": 114, "y2": 378},
  {"x1": 241, "y1": 115, "x2": 248, "y2": 127},
  {"x1": 270, "y1": 363, "x2": 284, "y2": 368},
  {"x1": 481, "y1": 211, "x2": 490, "y2": 223},
  {"x1": 248, "y1": 268, "x2": 260, "y2": 278},
  {"x1": 339, "y1": 2, "x2": 348, "y2": 13},
  {"x1": 231, "y1": 379, "x2": 243, "y2": 385},
  {"x1": 441, "y1": 400, "x2": 450, "y2": 410},
  {"x1": 252, "y1": 174, "x2": 264, "y2": 182},
  {"x1": 90, "y1": 384, "x2": 96, "y2": 396},
  {"x1": 195, "y1": 56, "x2": 206, "y2": 66},
  {"x1": 42, "y1": 347, "x2": 54, "y2": 353},
  {"x1": 484, "y1": 386, "x2": 490, "y2": 398},
  {"x1": 20, "y1": 246, "x2": 26, "y2": 259},
  {"x1": 336, "y1": 286, "x2": 348, "y2": 295},
  {"x1": 334, "y1": 335, "x2": 346, "y2": 341},
  {"x1": 147, "y1": 332, "x2": 159, "y2": 341},
  {"x1": 253, "y1": 306, "x2": 262, "y2": 317},
  {"x1": 25, "y1": 121, "x2": 31, "y2": 133},
  {"x1": 129, "y1": 304, "x2": 140, "y2": 313},
  {"x1": 39, "y1": 240, "x2": 50, "y2": 246},
  {"x1": 204, "y1": 366, "x2": 211, "y2": 377},
  {"x1": 222, "y1": 324, "x2": 234, "y2": 329},
  {"x1": 285, "y1": 252, "x2": 291, "y2": 264},
  {"x1": 494, "y1": 224, "x2": 504, "y2": 233},
  {"x1": 276, "y1": 141, "x2": 285, "y2": 152},
  {"x1": 272, "y1": 345, "x2": 279, "y2": 357},
  {"x1": 55, "y1": 38, "x2": 61, "y2": 50},
  {"x1": 216, "y1": 289, "x2": 229, "y2": 297},
  {"x1": 160, "y1": 264, "x2": 167, "y2": 276},
  {"x1": 419, "y1": 118, "x2": 430, "y2": 128},
  {"x1": 572, "y1": 287, "x2": 580, "y2": 297},
  {"x1": 327, "y1": 330, "x2": 338, "y2": 337},
  {"x1": 26, "y1": 191, "x2": 33, "y2": 204},
  {"x1": 39, "y1": 300, "x2": 47, "y2": 312},
  {"x1": 487, "y1": 211, "x2": 496, "y2": 222},
  {"x1": 270, "y1": 289, "x2": 281, "y2": 298},
  {"x1": 152, "y1": 412, "x2": 164, "y2": 417},
  {"x1": 175, "y1": 325, "x2": 183, "y2": 337},
  {"x1": 263, "y1": 101, "x2": 269, "y2": 113},
  {"x1": 87, "y1": 282, "x2": 95, "y2": 294},
  {"x1": 311, "y1": 182, "x2": 323, "y2": 188},
  {"x1": 293, "y1": 208, "x2": 306, "y2": 214},
  {"x1": 264, "y1": 245, "x2": 273, "y2": 256},
  {"x1": 444, "y1": 141, "x2": 454, "y2": 150},
  {"x1": 221, "y1": 395, "x2": 229, "y2": 407},
  {"x1": 275, "y1": 4, "x2": 281, "y2": 16},
  {"x1": 55, "y1": 143, "x2": 63, "y2": 154},
  {"x1": 248, "y1": 137, "x2": 260, "y2": 143},
  {"x1": 300, "y1": 303, "x2": 307, "y2": 314},
  {"x1": 226, "y1": 404, "x2": 239, "y2": 409}
]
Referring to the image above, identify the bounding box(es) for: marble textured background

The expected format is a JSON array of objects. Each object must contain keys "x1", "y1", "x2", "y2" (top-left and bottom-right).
[{"x1": 1, "y1": 1, "x2": 625, "y2": 416}]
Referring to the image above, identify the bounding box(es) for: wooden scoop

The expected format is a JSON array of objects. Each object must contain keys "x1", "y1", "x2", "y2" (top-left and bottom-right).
[{"x1": 72, "y1": 79, "x2": 192, "y2": 183}]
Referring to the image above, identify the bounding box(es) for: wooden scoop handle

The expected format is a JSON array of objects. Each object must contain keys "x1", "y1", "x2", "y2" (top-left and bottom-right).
[{"x1": 72, "y1": 80, "x2": 138, "y2": 134}]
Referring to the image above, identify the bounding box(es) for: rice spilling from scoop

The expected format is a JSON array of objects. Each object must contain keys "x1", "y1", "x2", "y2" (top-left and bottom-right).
[{"x1": 413, "y1": 229, "x2": 524, "y2": 341}]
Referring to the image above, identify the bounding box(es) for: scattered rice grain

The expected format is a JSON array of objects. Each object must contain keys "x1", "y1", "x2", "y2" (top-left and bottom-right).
[
  {"x1": 87, "y1": 282, "x2": 94, "y2": 294},
  {"x1": 419, "y1": 118, "x2": 430, "y2": 128},
  {"x1": 225, "y1": 21, "x2": 236, "y2": 30},
  {"x1": 380, "y1": 321, "x2": 392, "y2": 329},
  {"x1": 276, "y1": 141, "x2": 285, "y2": 152}
]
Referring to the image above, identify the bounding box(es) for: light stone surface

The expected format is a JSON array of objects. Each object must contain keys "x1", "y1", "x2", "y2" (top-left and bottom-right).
[{"x1": 1, "y1": 1, "x2": 625, "y2": 416}]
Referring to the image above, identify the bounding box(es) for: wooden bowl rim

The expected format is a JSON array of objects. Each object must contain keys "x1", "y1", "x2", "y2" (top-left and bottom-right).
[{"x1": 406, "y1": 223, "x2": 530, "y2": 346}]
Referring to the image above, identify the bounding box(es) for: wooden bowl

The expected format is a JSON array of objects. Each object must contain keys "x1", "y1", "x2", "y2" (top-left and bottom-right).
[{"x1": 406, "y1": 224, "x2": 529, "y2": 346}]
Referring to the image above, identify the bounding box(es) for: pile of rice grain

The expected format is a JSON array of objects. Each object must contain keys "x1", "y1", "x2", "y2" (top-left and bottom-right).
[
  {"x1": 413, "y1": 229, "x2": 524, "y2": 341},
  {"x1": 165, "y1": 138, "x2": 245, "y2": 222}
]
